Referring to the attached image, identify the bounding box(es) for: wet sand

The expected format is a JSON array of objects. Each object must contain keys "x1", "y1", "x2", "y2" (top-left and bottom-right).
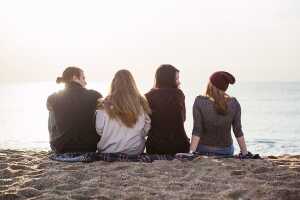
[{"x1": 1, "y1": 149, "x2": 300, "y2": 200}]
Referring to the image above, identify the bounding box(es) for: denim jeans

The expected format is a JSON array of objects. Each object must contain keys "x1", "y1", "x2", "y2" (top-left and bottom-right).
[{"x1": 196, "y1": 144, "x2": 234, "y2": 156}]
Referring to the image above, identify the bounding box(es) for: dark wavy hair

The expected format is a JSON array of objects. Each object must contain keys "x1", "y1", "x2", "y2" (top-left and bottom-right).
[
  {"x1": 56, "y1": 66, "x2": 82, "y2": 84},
  {"x1": 155, "y1": 64, "x2": 179, "y2": 88}
]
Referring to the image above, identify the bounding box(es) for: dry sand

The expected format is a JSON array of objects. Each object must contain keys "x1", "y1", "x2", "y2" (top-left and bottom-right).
[{"x1": 0, "y1": 149, "x2": 300, "y2": 200}]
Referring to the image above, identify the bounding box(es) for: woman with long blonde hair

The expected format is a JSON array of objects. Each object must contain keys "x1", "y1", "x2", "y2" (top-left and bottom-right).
[
  {"x1": 189, "y1": 71, "x2": 248, "y2": 156},
  {"x1": 95, "y1": 69, "x2": 151, "y2": 155}
]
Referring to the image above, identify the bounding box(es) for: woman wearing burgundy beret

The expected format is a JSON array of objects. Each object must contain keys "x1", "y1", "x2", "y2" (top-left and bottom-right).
[{"x1": 189, "y1": 71, "x2": 249, "y2": 156}]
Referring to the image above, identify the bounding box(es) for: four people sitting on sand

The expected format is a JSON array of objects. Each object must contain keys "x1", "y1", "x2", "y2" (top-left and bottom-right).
[{"x1": 47, "y1": 66, "x2": 249, "y2": 156}]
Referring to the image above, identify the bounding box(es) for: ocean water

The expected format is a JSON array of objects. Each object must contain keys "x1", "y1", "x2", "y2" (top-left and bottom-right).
[{"x1": 0, "y1": 81, "x2": 299, "y2": 156}]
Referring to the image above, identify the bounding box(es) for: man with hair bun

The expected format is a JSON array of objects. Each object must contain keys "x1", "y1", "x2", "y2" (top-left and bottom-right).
[{"x1": 47, "y1": 66, "x2": 102, "y2": 153}]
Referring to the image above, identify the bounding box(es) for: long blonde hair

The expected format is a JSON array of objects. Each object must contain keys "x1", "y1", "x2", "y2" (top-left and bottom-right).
[
  {"x1": 98, "y1": 69, "x2": 151, "y2": 127},
  {"x1": 206, "y1": 82, "x2": 229, "y2": 115}
]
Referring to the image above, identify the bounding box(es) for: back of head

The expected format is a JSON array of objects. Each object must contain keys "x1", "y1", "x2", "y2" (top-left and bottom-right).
[
  {"x1": 56, "y1": 66, "x2": 82, "y2": 84},
  {"x1": 209, "y1": 71, "x2": 235, "y2": 92},
  {"x1": 206, "y1": 71, "x2": 236, "y2": 115},
  {"x1": 103, "y1": 69, "x2": 151, "y2": 127},
  {"x1": 155, "y1": 64, "x2": 179, "y2": 88}
]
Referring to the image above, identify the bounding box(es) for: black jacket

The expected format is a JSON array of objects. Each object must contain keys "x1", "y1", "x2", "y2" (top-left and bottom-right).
[
  {"x1": 145, "y1": 88, "x2": 190, "y2": 154},
  {"x1": 47, "y1": 82, "x2": 102, "y2": 153}
]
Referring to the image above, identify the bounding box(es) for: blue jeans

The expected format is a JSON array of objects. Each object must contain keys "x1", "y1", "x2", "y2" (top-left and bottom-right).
[{"x1": 196, "y1": 144, "x2": 234, "y2": 156}]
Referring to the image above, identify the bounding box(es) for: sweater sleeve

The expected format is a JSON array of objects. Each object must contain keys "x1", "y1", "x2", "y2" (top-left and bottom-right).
[
  {"x1": 192, "y1": 97, "x2": 203, "y2": 137},
  {"x1": 48, "y1": 111, "x2": 58, "y2": 142},
  {"x1": 142, "y1": 114, "x2": 151, "y2": 137},
  {"x1": 95, "y1": 110, "x2": 106, "y2": 136},
  {"x1": 232, "y1": 98, "x2": 244, "y2": 138},
  {"x1": 46, "y1": 93, "x2": 56, "y2": 111},
  {"x1": 88, "y1": 90, "x2": 103, "y2": 100}
]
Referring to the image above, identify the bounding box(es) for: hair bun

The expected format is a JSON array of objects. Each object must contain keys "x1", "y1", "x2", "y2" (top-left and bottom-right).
[{"x1": 56, "y1": 77, "x2": 64, "y2": 84}]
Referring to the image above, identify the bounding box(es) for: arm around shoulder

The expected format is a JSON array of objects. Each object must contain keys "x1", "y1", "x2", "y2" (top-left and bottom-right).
[
  {"x1": 95, "y1": 110, "x2": 106, "y2": 136},
  {"x1": 89, "y1": 90, "x2": 103, "y2": 100},
  {"x1": 142, "y1": 113, "x2": 151, "y2": 137}
]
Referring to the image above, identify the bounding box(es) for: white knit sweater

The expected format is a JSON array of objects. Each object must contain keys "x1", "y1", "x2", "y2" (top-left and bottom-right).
[{"x1": 95, "y1": 109, "x2": 151, "y2": 155}]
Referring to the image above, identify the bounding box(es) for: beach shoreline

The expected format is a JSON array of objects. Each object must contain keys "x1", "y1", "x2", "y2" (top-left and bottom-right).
[{"x1": 1, "y1": 149, "x2": 300, "y2": 200}]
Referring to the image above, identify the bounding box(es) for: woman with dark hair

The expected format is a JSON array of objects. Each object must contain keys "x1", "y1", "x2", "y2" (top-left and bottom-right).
[
  {"x1": 189, "y1": 71, "x2": 248, "y2": 156},
  {"x1": 145, "y1": 64, "x2": 190, "y2": 155},
  {"x1": 47, "y1": 66, "x2": 102, "y2": 153}
]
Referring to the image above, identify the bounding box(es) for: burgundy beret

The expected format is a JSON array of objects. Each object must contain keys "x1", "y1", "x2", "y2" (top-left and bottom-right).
[{"x1": 210, "y1": 71, "x2": 235, "y2": 91}]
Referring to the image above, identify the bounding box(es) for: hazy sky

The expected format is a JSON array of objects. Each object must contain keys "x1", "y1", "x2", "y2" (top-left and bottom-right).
[{"x1": 0, "y1": 0, "x2": 299, "y2": 84}]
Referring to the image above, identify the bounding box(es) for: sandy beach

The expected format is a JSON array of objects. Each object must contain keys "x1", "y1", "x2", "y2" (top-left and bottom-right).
[{"x1": 1, "y1": 150, "x2": 300, "y2": 200}]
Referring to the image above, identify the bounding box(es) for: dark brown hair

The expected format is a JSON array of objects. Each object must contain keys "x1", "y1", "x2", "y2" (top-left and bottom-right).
[
  {"x1": 155, "y1": 64, "x2": 179, "y2": 88},
  {"x1": 56, "y1": 66, "x2": 82, "y2": 84}
]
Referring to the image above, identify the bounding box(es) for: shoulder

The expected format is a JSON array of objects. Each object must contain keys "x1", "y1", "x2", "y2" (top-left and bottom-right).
[
  {"x1": 194, "y1": 95, "x2": 209, "y2": 103},
  {"x1": 47, "y1": 91, "x2": 66, "y2": 110},
  {"x1": 174, "y1": 88, "x2": 184, "y2": 97},
  {"x1": 145, "y1": 89, "x2": 154, "y2": 98},
  {"x1": 147, "y1": 88, "x2": 184, "y2": 95},
  {"x1": 95, "y1": 109, "x2": 108, "y2": 118},
  {"x1": 193, "y1": 95, "x2": 210, "y2": 108},
  {"x1": 87, "y1": 89, "x2": 103, "y2": 99},
  {"x1": 47, "y1": 92, "x2": 59, "y2": 104},
  {"x1": 229, "y1": 97, "x2": 241, "y2": 108},
  {"x1": 145, "y1": 88, "x2": 160, "y2": 100},
  {"x1": 228, "y1": 96, "x2": 240, "y2": 105},
  {"x1": 47, "y1": 92, "x2": 56, "y2": 100}
]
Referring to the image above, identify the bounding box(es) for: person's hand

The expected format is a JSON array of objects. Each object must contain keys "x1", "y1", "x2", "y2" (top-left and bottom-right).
[
  {"x1": 238, "y1": 151, "x2": 252, "y2": 159},
  {"x1": 241, "y1": 150, "x2": 248, "y2": 156}
]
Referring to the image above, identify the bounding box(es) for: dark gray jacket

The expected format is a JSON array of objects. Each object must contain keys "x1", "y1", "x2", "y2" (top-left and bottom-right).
[{"x1": 47, "y1": 82, "x2": 102, "y2": 153}]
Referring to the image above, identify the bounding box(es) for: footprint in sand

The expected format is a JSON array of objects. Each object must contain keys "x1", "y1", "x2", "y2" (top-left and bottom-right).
[
  {"x1": 61, "y1": 165, "x2": 82, "y2": 171},
  {"x1": 0, "y1": 178, "x2": 14, "y2": 186},
  {"x1": 55, "y1": 183, "x2": 81, "y2": 191},
  {"x1": 69, "y1": 194, "x2": 92, "y2": 200},
  {"x1": 16, "y1": 187, "x2": 42, "y2": 198},
  {"x1": 124, "y1": 186, "x2": 144, "y2": 193},
  {"x1": 90, "y1": 195, "x2": 112, "y2": 200},
  {"x1": 0, "y1": 193, "x2": 19, "y2": 200},
  {"x1": 0, "y1": 168, "x2": 17, "y2": 179},
  {"x1": 272, "y1": 189, "x2": 300, "y2": 200},
  {"x1": 0, "y1": 185, "x2": 9, "y2": 191},
  {"x1": 27, "y1": 170, "x2": 45, "y2": 177},
  {"x1": 112, "y1": 165, "x2": 131, "y2": 171},
  {"x1": 189, "y1": 192, "x2": 210, "y2": 200},
  {"x1": 22, "y1": 178, "x2": 53, "y2": 191},
  {"x1": 252, "y1": 166, "x2": 272, "y2": 174},
  {"x1": 9, "y1": 164, "x2": 35, "y2": 171},
  {"x1": 166, "y1": 182, "x2": 185, "y2": 191},
  {"x1": 0, "y1": 163, "x2": 8, "y2": 169},
  {"x1": 230, "y1": 170, "x2": 246, "y2": 176},
  {"x1": 287, "y1": 181, "x2": 300, "y2": 188},
  {"x1": 227, "y1": 189, "x2": 247, "y2": 199}
]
